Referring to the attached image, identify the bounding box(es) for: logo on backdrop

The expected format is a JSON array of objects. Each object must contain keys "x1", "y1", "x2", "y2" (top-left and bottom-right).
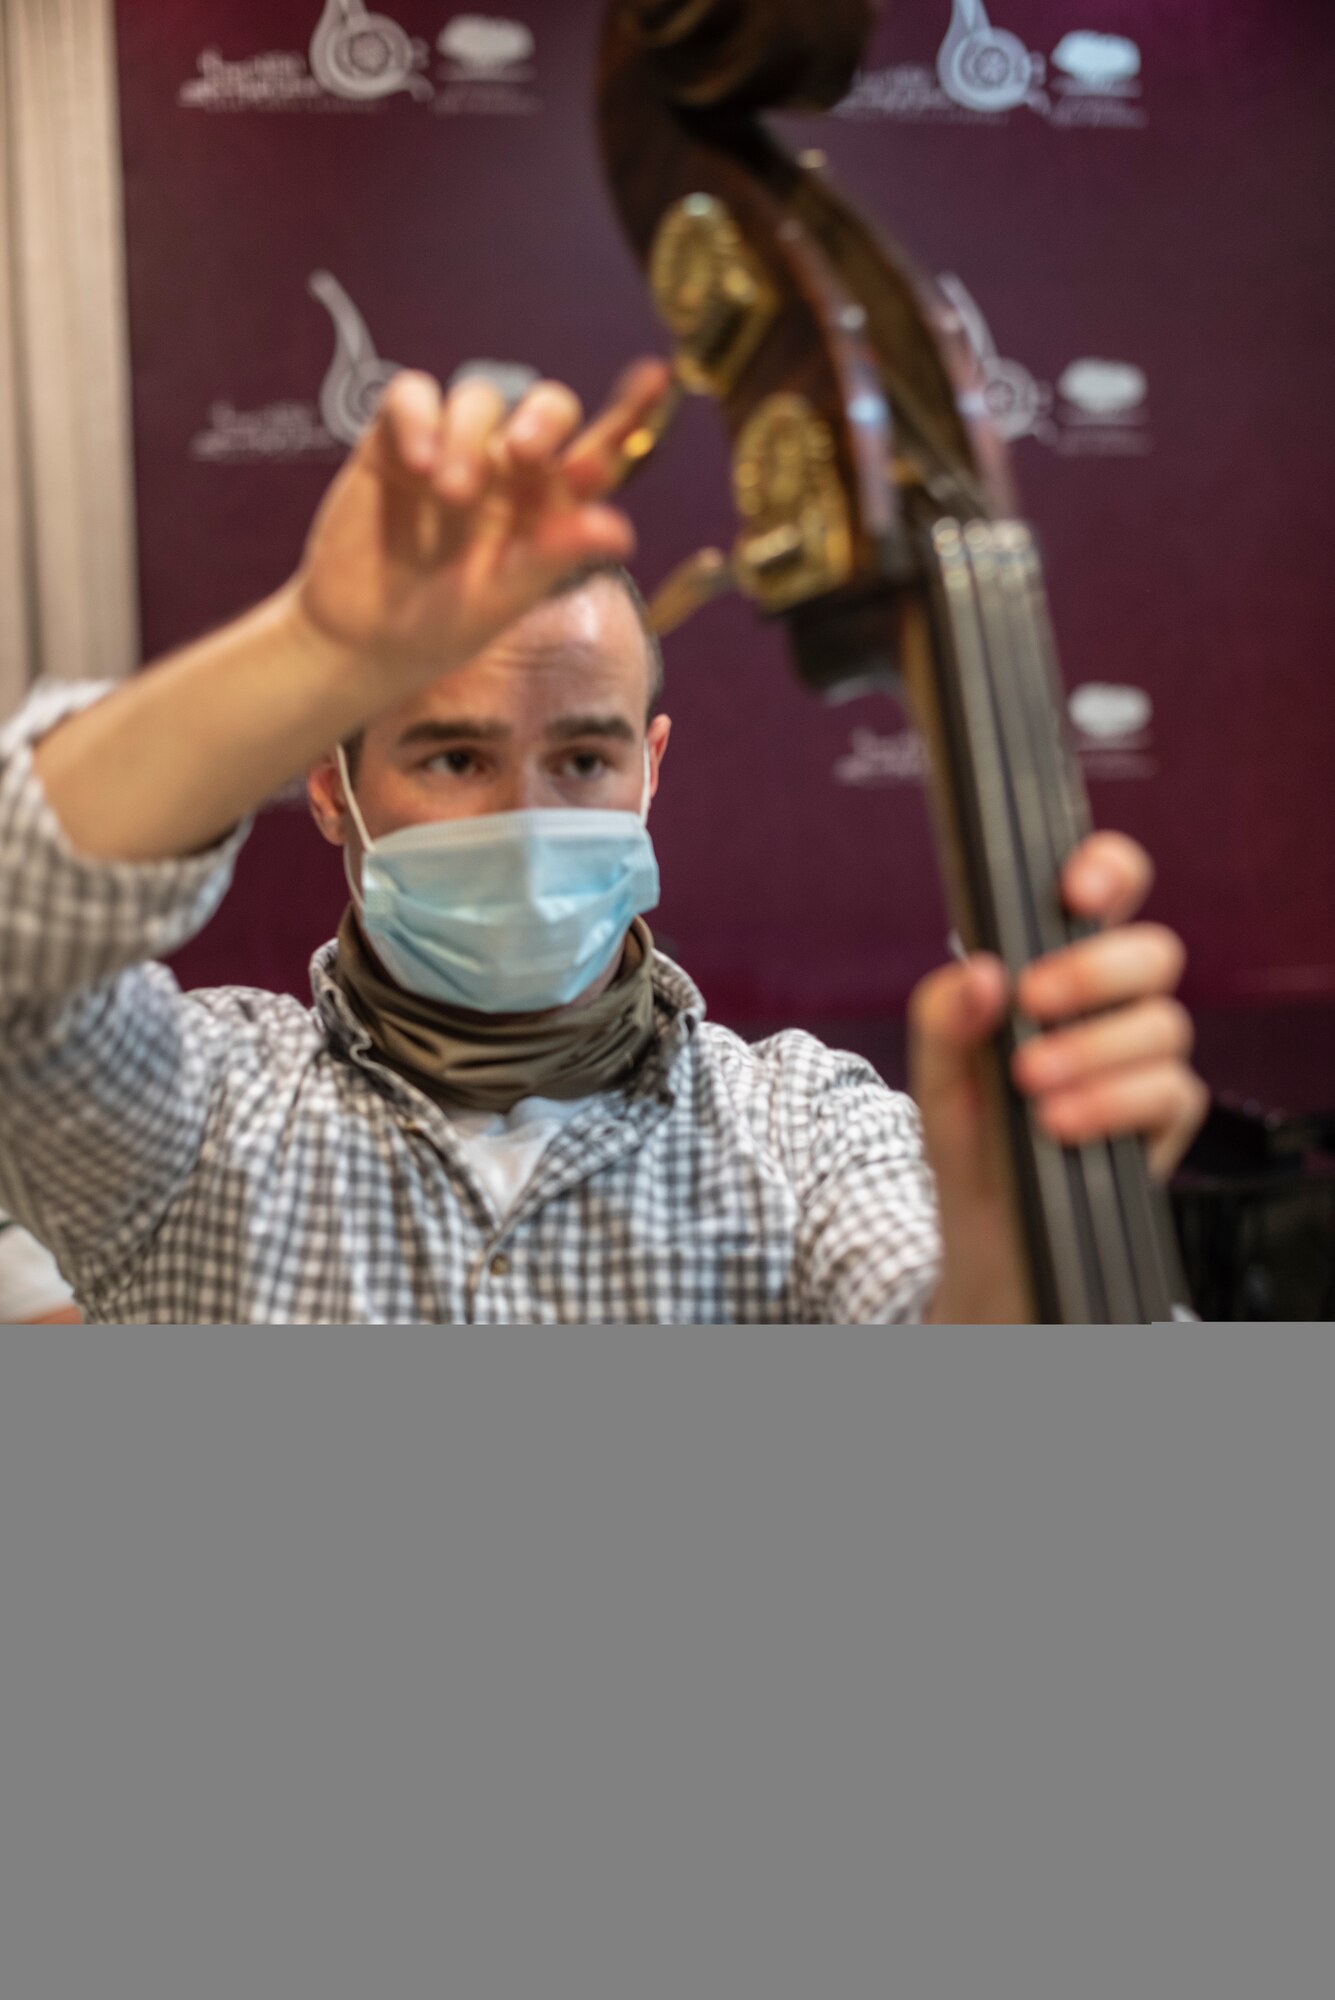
[
  {"x1": 309, "y1": 271, "x2": 404, "y2": 446},
  {"x1": 309, "y1": 0, "x2": 433, "y2": 101},
  {"x1": 436, "y1": 14, "x2": 540, "y2": 114},
  {"x1": 190, "y1": 271, "x2": 393, "y2": 460},
  {"x1": 937, "y1": 0, "x2": 1042, "y2": 114},
  {"x1": 192, "y1": 271, "x2": 539, "y2": 463},
  {"x1": 939, "y1": 272, "x2": 1052, "y2": 444},
  {"x1": 838, "y1": 3, "x2": 1144, "y2": 129},
  {"x1": 1066, "y1": 682, "x2": 1156, "y2": 778},
  {"x1": 834, "y1": 685, "x2": 1156, "y2": 790},
  {"x1": 439, "y1": 14, "x2": 533, "y2": 69},
  {"x1": 834, "y1": 726, "x2": 931, "y2": 788},
  {"x1": 190, "y1": 399, "x2": 341, "y2": 462},
  {"x1": 178, "y1": 8, "x2": 538, "y2": 115},
  {"x1": 940, "y1": 275, "x2": 1151, "y2": 456}
]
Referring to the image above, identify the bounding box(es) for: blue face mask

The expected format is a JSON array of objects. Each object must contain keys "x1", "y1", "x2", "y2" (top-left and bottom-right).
[{"x1": 335, "y1": 745, "x2": 661, "y2": 1014}]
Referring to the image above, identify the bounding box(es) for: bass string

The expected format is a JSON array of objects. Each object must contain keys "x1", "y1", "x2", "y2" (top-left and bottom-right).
[
  {"x1": 1004, "y1": 529, "x2": 1186, "y2": 1320},
  {"x1": 978, "y1": 523, "x2": 1152, "y2": 1324},
  {"x1": 927, "y1": 520, "x2": 1105, "y2": 1320}
]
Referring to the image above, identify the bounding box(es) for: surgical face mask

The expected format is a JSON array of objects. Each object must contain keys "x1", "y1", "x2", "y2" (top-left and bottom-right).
[{"x1": 334, "y1": 742, "x2": 661, "y2": 1014}]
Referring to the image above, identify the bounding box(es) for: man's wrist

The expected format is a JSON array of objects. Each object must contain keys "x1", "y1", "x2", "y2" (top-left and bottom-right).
[
  {"x1": 274, "y1": 579, "x2": 463, "y2": 748},
  {"x1": 924, "y1": 1252, "x2": 1034, "y2": 1325},
  {"x1": 270, "y1": 583, "x2": 388, "y2": 742}
]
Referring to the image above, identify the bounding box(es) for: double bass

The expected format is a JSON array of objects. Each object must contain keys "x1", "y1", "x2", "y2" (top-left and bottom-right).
[{"x1": 598, "y1": 0, "x2": 1191, "y2": 1322}]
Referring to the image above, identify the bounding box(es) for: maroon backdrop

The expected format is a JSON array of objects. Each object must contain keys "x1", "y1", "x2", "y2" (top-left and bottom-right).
[{"x1": 113, "y1": 1, "x2": 1335, "y2": 1109}]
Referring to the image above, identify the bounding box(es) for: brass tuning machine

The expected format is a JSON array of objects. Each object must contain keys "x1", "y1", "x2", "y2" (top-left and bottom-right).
[
  {"x1": 633, "y1": 193, "x2": 861, "y2": 636},
  {"x1": 647, "y1": 546, "x2": 737, "y2": 638},
  {"x1": 614, "y1": 188, "x2": 781, "y2": 492},
  {"x1": 648, "y1": 388, "x2": 858, "y2": 637},
  {"x1": 648, "y1": 192, "x2": 778, "y2": 398}
]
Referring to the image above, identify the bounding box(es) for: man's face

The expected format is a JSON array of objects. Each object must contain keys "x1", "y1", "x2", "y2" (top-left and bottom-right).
[{"x1": 310, "y1": 578, "x2": 671, "y2": 877}]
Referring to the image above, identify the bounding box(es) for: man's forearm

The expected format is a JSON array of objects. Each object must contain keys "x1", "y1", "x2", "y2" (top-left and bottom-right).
[{"x1": 31, "y1": 585, "x2": 396, "y2": 861}]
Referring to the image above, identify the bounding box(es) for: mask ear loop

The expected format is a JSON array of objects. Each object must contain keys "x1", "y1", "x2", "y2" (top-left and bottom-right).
[
  {"x1": 638, "y1": 743, "x2": 652, "y2": 824},
  {"x1": 335, "y1": 743, "x2": 374, "y2": 909}
]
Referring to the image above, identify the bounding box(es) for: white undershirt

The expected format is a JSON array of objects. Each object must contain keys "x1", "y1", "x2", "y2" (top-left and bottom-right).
[
  {"x1": 443, "y1": 1094, "x2": 599, "y2": 1219},
  {"x1": 0, "y1": 1216, "x2": 76, "y2": 1321}
]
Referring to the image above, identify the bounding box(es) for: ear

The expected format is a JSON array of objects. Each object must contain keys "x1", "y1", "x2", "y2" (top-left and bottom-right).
[
  {"x1": 646, "y1": 712, "x2": 671, "y2": 804},
  {"x1": 307, "y1": 756, "x2": 349, "y2": 847}
]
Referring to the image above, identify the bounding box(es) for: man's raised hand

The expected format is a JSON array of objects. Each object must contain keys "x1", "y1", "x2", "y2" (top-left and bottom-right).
[
  {"x1": 30, "y1": 360, "x2": 670, "y2": 864},
  {"x1": 293, "y1": 359, "x2": 672, "y2": 678}
]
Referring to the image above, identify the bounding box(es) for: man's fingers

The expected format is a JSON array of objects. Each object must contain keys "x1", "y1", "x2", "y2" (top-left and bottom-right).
[
  {"x1": 376, "y1": 371, "x2": 444, "y2": 479},
  {"x1": 371, "y1": 360, "x2": 671, "y2": 509},
  {"x1": 1034, "y1": 1061, "x2": 1210, "y2": 1179},
  {"x1": 1012, "y1": 995, "x2": 1194, "y2": 1096},
  {"x1": 1061, "y1": 831, "x2": 1153, "y2": 927},
  {"x1": 561, "y1": 358, "x2": 676, "y2": 497},
  {"x1": 499, "y1": 381, "x2": 585, "y2": 470},
  {"x1": 908, "y1": 954, "x2": 1009, "y2": 1208},
  {"x1": 529, "y1": 502, "x2": 636, "y2": 571},
  {"x1": 909, "y1": 955, "x2": 1008, "y2": 1102},
  {"x1": 1017, "y1": 923, "x2": 1186, "y2": 1023},
  {"x1": 436, "y1": 376, "x2": 508, "y2": 504}
]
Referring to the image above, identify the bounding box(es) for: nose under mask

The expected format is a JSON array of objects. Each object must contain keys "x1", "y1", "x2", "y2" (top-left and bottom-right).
[{"x1": 334, "y1": 743, "x2": 661, "y2": 1013}]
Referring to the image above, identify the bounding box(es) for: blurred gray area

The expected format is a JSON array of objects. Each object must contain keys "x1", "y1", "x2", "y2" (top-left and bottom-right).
[{"x1": 1, "y1": 1328, "x2": 1331, "y2": 1999}]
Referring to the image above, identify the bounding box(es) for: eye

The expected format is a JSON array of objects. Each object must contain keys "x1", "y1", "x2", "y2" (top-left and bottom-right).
[
  {"x1": 562, "y1": 750, "x2": 610, "y2": 780},
  {"x1": 426, "y1": 748, "x2": 481, "y2": 777}
]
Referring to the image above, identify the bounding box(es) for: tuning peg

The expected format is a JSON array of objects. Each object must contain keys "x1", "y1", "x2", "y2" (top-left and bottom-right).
[
  {"x1": 610, "y1": 369, "x2": 686, "y2": 489},
  {"x1": 646, "y1": 546, "x2": 736, "y2": 636}
]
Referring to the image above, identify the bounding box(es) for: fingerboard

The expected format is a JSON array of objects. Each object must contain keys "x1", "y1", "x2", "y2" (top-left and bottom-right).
[{"x1": 910, "y1": 519, "x2": 1190, "y2": 1322}]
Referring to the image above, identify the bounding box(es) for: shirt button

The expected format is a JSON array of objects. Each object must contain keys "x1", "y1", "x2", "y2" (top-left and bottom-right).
[{"x1": 489, "y1": 1253, "x2": 510, "y2": 1278}]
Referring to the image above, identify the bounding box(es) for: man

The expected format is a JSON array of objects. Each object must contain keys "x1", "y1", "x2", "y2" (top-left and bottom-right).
[{"x1": 0, "y1": 364, "x2": 1204, "y2": 1321}]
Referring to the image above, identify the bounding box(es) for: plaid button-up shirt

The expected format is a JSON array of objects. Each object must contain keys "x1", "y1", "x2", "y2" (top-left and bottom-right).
[{"x1": 0, "y1": 685, "x2": 941, "y2": 1324}]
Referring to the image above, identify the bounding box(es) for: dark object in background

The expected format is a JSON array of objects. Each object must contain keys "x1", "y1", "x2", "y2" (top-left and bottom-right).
[{"x1": 1172, "y1": 1101, "x2": 1335, "y2": 1321}]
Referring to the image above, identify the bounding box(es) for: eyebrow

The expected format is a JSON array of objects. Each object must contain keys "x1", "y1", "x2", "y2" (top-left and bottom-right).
[
  {"x1": 396, "y1": 719, "x2": 511, "y2": 752},
  {"x1": 396, "y1": 713, "x2": 636, "y2": 753},
  {"x1": 545, "y1": 714, "x2": 636, "y2": 745}
]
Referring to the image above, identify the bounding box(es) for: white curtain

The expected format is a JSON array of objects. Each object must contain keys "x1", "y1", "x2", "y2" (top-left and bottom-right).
[{"x1": 0, "y1": 0, "x2": 138, "y2": 714}]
